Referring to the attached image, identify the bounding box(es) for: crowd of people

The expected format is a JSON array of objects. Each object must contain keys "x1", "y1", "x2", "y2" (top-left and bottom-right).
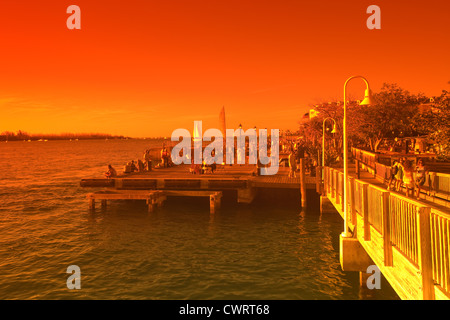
[
  {"x1": 104, "y1": 146, "x2": 167, "y2": 178},
  {"x1": 156, "y1": 146, "x2": 172, "y2": 168},
  {"x1": 103, "y1": 141, "x2": 430, "y2": 202},
  {"x1": 286, "y1": 141, "x2": 317, "y2": 178},
  {"x1": 387, "y1": 157, "x2": 428, "y2": 199},
  {"x1": 190, "y1": 162, "x2": 217, "y2": 175}
]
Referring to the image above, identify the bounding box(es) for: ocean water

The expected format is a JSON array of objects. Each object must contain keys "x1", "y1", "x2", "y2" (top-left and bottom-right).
[{"x1": 0, "y1": 140, "x2": 399, "y2": 299}]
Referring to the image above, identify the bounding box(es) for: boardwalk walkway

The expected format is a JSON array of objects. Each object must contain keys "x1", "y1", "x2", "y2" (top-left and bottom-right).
[
  {"x1": 347, "y1": 164, "x2": 450, "y2": 213},
  {"x1": 81, "y1": 164, "x2": 317, "y2": 190},
  {"x1": 322, "y1": 164, "x2": 450, "y2": 300}
]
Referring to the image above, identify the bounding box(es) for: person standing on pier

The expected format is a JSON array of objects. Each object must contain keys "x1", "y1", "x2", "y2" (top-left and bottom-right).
[
  {"x1": 295, "y1": 141, "x2": 305, "y2": 168},
  {"x1": 395, "y1": 158, "x2": 405, "y2": 191},
  {"x1": 402, "y1": 159, "x2": 414, "y2": 198},
  {"x1": 414, "y1": 159, "x2": 428, "y2": 200},
  {"x1": 137, "y1": 159, "x2": 145, "y2": 172},
  {"x1": 161, "y1": 146, "x2": 169, "y2": 168},
  {"x1": 288, "y1": 150, "x2": 297, "y2": 178},
  {"x1": 144, "y1": 149, "x2": 151, "y2": 171},
  {"x1": 387, "y1": 159, "x2": 400, "y2": 191}
]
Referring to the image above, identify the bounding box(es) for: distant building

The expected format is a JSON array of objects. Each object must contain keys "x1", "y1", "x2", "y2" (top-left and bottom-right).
[
  {"x1": 417, "y1": 103, "x2": 438, "y2": 114},
  {"x1": 309, "y1": 109, "x2": 319, "y2": 119}
]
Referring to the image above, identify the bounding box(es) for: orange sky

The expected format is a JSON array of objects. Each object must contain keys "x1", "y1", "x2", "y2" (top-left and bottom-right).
[{"x1": 0, "y1": 0, "x2": 449, "y2": 137}]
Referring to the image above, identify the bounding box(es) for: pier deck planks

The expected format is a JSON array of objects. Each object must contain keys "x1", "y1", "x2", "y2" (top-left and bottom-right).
[{"x1": 80, "y1": 164, "x2": 316, "y2": 190}]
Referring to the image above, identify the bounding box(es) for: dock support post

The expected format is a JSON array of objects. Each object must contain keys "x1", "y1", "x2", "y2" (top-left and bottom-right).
[
  {"x1": 300, "y1": 158, "x2": 307, "y2": 208},
  {"x1": 359, "y1": 269, "x2": 378, "y2": 298},
  {"x1": 360, "y1": 271, "x2": 370, "y2": 288},
  {"x1": 417, "y1": 206, "x2": 435, "y2": 300},
  {"x1": 340, "y1": 234, "x2": 374, "y2": 272},
  {"x1": 89, "y1": 198, "x2": 95, "y2": 211},
  {"x1": 147, "y1": 193, "x2": 157, "y2": 213},
  {"x1": 210, "y1": 194, "x2": 215, "y2": 214},
  {"x1": 210, "y1": 192, "x2": 222, "y2": 214},
  {"x1": 147, "y1": 197, "x2": 155, "y2": 213},
  {"x1": 101, "y1": 200, "x2": 107, "y2": 209},
  {"x1": 237, "y1": 187, "x2": 256, "y2": 204},
  {"x1": 320, "y1": 196, "x2": 336, "y2": 214}
]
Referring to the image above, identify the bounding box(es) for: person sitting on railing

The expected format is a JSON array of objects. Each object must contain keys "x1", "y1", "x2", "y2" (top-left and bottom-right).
[{"x1": 414, "y1": 158, "x2": 428, "y2": 200}]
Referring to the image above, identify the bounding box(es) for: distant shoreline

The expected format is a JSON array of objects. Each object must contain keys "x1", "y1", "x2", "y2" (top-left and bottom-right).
[
  {"x1": 0, "y1": 134, "x2": 168, "y2": 142},
  {"x1": 0, "y1": 137, "x2": 169, "y2": 142}
]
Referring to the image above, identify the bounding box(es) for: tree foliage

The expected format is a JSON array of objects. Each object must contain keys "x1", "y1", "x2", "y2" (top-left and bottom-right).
[
  {"x1": 298, "y1": 102, "x2": 345, "y2": 165},
  {"x1": 351, "y1": 83, "x2": 428, "y2": 152},
  {"x1": 424, "y1": 90, "x2": 450, "y2": 159},
  {"x1": 298, "y1": 84, "x2": 450, "y2": 161}
]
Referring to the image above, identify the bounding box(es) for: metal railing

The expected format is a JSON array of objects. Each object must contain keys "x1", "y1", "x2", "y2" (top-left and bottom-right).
[{"x1": 322, "y1": 165, "x2": 450, "y2": 298}]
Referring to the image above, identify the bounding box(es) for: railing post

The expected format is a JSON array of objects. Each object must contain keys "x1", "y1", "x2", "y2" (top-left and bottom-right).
[
  {"x1": 349, "y1": 177, "x2": 356, "y2": 229},
  {"x1": 417, "y1": 206, "x2": 435, "y2": 300},
  {"x1": 362, "y1": 183, "x2": 370, "y2": 241},
  {"x1": 335, "y1": 171, "x2": 340, "y2": 204},
  {"x1": 355, "y1": 159, "x2": 360, "y2": 179},
  {"x1": 430, "y1": 172, "x2": 436, "y2": 196},
  {"x1": 331, "y1": 169, "x2": 336, "y2": 199},
  {"x1": 382, "y1": 191, "x2": 393, "y2": 267}
]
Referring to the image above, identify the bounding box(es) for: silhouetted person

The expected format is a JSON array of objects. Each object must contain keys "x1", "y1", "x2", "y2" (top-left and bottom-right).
[{"x1": 105, "y1": 164, "x2": 117, "y2": 178}]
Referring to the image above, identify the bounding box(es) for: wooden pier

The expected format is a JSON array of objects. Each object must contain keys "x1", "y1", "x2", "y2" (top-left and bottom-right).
[
  {"x1": 81, "y1": 164, "x2": 318, "y2": 210},
  {"x1": 321, "y1": 164, "x2": 450, "y2": 300},
  {"x1": 80, "y1": 157, "x2": 449, "y2": 299},
  {"x1": 87, "y1": 189, "x2": 223, "y2": 214},
  {"x1": 87, "y1": 190, "x2": 166, "y2": 212}
]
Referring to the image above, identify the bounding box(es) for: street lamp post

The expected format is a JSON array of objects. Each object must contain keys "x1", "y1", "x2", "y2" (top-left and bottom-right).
[
  {"x1": 342, "y1": 76, "x2": 372, "y2": 238},
  {"x1": 322, "y1": 117, "x2": 337, "y2": 180}
]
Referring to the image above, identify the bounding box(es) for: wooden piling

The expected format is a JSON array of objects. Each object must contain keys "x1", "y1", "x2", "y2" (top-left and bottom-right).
[
  {"x1": 300, "y1": 158, "x2": 307, "y2": 208},
  {"x1": 89, "y1": 198, "x2": 95, "y2": 211},
  {"x1": 209, "y1": 192, "x2": 222, "y2": 214},
  {"x1": 147, "y1": 197, "x2": 155, "y2": 213}
]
